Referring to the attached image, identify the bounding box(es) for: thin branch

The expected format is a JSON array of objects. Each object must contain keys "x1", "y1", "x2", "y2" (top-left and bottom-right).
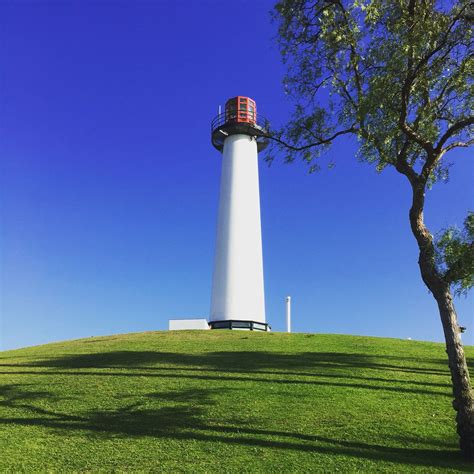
[
  {"x1": 399, "y1": 0, "x2": 434, "y2": 155},
  {"x1": 441, "y1": 137, "x2": 474, "y2": 155},
  {"x1": 335, "y1": 0, "x2": 362, "y2": 99},
  {"x1": 337, "y1": 77, "x2": 357, "y2": 110},
  {"x1": 266, "y1": 126, "x2": 357, "y2": 152},
  {"x1": 409, "y1": 3, "x2": 468, "y2": 81},
  {"x1": 307, "y1": 75, "x2": 332, "y2": 103},
  {"x1": 418, "y1": 118, "x2": 473, "y2": 182},
  {"x1": 398, "y1": 2, "x2": 468, "y2": 155},
  {"x1": 399, "y1": 114, "x2": 434, "y2": 155},
  {"x1": 435, "y1": 116, "x2": 474, "y2": 153}
]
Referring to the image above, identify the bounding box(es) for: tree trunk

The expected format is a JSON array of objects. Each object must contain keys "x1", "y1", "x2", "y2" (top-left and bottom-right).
[
  {"x1": 409, "y1": 181, "x2": 474, "y2": 460},
  {"x1": 433, "y1": 286, "x2": 474, "y2": 459}
]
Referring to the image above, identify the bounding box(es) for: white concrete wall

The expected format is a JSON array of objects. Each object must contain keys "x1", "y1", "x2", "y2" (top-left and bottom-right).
[
  {"x1": 210, "y1": 134, "x2": 266, "y2": 323},
  {"x1": 169, "y1": 319, "x2": 210, "y2": 330}
]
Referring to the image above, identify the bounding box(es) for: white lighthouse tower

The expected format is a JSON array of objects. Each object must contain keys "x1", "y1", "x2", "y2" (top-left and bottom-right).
[{"x1": 209, "y1": 96, "x2": 269, "y2": 331}]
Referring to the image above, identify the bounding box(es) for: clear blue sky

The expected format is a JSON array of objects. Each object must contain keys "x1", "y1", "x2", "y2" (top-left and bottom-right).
[{"x1": 1, "y1": 1, "x2": 472, "y2": 350}]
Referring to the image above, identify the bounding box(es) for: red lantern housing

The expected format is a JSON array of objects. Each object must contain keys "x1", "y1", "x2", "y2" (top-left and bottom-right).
[
  {"x1": 211, "y1": 95, "x2": 268, "y2": 152},
  {"x1": 225, "y1": 96, "x2": 256, "y2": 124}
]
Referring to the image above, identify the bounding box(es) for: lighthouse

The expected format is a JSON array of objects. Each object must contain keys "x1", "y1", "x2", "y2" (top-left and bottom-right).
[{"x1": 209, "y1": 96, "x2": 269, "y2": 331}]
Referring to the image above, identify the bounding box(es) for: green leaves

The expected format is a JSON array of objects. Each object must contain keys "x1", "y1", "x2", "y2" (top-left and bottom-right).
[
  {"x1": 435, "y1": 213, "x2": 474, "y2": 295},
  {"x1": 271, "y1": 0, "x2": 473, "y2": 180}
]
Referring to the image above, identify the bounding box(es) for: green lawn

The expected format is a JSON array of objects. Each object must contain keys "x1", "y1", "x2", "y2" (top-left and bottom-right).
[{"x1": 0, "y1": 331, "x2": 472, "y2": 472}]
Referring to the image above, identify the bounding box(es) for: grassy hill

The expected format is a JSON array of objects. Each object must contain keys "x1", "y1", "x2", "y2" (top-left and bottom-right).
[{"x1": 0, "y1": 331, "x2": 472, "y2": 472}]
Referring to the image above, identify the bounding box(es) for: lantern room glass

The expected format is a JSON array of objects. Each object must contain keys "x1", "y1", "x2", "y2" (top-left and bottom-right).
[{"x1": 225, "y1": 97, "x2": 257, "y2": 125}]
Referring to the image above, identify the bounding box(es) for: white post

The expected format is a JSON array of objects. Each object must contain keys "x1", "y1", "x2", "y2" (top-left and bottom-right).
[{"x1": 286, "y1": 296, "x2": 291, "y2": 333}]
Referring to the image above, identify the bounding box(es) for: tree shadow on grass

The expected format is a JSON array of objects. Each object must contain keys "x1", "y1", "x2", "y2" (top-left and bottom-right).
[
  {"x1": 0, "y1": 367, "x2": 450, "y2": 397},
  {"x1": 0, "y1": 384, "x2": 469, "y2": 471},
  {"x1": 0, "y1": 349, "x2": 453, "y2": 397},
  {"x1": 3, "y1": 350, "x2": 451, "y2": 375}
]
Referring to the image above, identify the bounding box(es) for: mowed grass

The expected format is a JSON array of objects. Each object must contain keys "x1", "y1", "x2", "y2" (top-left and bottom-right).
[{"x1": 0, "y1": 331, "x2": 472, "y2": 472}]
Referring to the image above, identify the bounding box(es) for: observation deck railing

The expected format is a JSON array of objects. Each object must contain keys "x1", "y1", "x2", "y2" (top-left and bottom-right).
[{"x1": 211, "y1": 112, "x2": 270, "y2": 152}]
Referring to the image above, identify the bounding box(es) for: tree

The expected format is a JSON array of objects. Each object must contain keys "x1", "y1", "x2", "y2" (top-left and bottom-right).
[{"x1": 270, "y1": 0, "x2": 474, "y2": 459}]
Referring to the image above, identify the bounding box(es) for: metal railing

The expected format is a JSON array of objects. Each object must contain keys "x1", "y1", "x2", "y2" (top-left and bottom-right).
[{"x1": 211, "y1": 111, "x2": 270, "y2": 136}]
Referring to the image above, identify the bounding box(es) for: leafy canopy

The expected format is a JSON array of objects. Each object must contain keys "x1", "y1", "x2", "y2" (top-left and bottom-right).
[
  {"x1": 271, "y1": 0, "x2": 473, "y2": 292},
  {"x1": 271, "y1": 0, "x2": 473, "y2": 177}
]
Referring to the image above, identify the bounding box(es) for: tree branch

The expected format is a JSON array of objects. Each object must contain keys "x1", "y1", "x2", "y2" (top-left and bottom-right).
[
  {"x1": 399, "y1": 113, "x2": 435, "y2": 155},
  {"x1": 442, "y1": 138, "x2": 474, "y2": 154},
  {"x1": 418, "y1": 118, "x2": 473, "y2": 183},
  {"x1": 435, "y1": 116, "x2": 474, "y2": 153},
  {"x1": 395, "y1": 140, "x2": 419, "y2": 185},
  {"x1": 335, "y1": 0, "x2": 362, "y2": 99},
  {"x1": 409, "y1": 3, "x2": 468, "y2": 81},
  {"x1": 266, "y1": 126, "x2": 357, "y2": 151},
  {"x1": 398, "y1": 2, "x2": 468, "y2": 156},
  {"x1": 399, "y1": 1, "x2": 434, "y2": 155}
]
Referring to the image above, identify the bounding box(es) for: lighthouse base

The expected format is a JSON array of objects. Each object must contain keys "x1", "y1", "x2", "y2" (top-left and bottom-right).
[{"x1": 209, "y1": 320, "x2": 270, "y2": 331}]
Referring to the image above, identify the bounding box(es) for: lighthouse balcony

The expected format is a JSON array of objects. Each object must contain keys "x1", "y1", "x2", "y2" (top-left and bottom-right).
[{"x1": 211, "y1": 111, "x2": 270, "y2": 152}]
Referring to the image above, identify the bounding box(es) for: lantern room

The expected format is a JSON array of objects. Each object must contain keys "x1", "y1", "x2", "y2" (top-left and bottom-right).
[
  {"x1": 225, "y1": 96, "x2": 256, "y2": 125},
  {"x1": 211, "y1": 96, "x2": 269, "y2": 152}
]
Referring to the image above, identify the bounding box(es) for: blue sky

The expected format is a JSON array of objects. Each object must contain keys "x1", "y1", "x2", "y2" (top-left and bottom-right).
[{"x1": 1, "y1": 1, "x2": 472, "y2": 350}]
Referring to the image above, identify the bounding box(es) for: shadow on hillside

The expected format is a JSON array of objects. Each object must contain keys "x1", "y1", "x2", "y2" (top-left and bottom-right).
[
  {"x1": 3, "y1": 350, "x2": 451, "y2": 374},
  {"x1": 0, "y1": 384, "x2": 466, "y2": 471},
  {"x1": 0, "y1": 350, "x2": 452, "y2": 375},
  {"x1": 0, "y1": 350, "x2": 453, "y2": 396}
]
